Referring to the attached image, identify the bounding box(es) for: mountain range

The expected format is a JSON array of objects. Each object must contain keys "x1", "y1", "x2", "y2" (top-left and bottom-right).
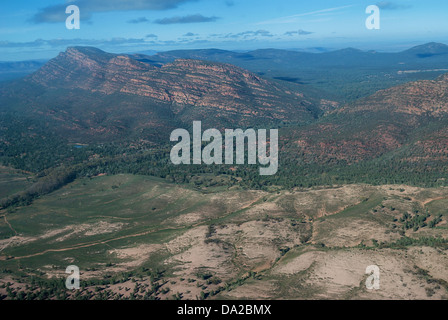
[
  {"x1": 1, "y1": 44, "x2": 448, "y2": 186},
  {"x1": 4, "y1": 42, "x2": 448, "y2": 101},
  {"x1": 136, "y1": 42, "x2": 448, "y2": 101},
  {"x1": 0, "y1": 46, "x2": 327, "y2": 144}
]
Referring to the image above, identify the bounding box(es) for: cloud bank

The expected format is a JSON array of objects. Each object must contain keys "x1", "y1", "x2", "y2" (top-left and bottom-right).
[{"x1": 31, "y1": 0, "x2": 198, "y2": 23}]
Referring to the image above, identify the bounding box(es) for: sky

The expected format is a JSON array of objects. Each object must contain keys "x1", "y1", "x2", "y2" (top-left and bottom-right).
[{"x1": 1, "y1": 0, "x2": 448, "y2": 60}]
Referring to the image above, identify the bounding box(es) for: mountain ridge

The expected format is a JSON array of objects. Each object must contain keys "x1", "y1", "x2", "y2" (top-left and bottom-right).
[
  {"x1": 1, "y1": 46, "x2": 448, "y2": 187},
  {"x1": 285, "y1": 69, "x2": 448, "y2": 165},
  {"x1": 1, "y1": 46, "x2": 327, "y2": 143}
]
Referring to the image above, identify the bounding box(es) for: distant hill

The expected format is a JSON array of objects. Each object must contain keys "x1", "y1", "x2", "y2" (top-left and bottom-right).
[
  {"x1": 138, "y1": 42, "x2": 448, "y2": 102},
  {"x1": 283, "y1": 72, "x2": 448, "y2": 168},
  {"x1": 0, "y1": 60, "x2": 46, "y2": 82},
  {"x1": 144, "y1": 42, "x2": 448, "y2": 69},
  {"x1": 403, "y1": 42, "x2": 448, "y2": 58}
]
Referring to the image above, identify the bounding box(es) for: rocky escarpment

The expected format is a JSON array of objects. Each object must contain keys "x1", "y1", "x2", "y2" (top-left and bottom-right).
[
  {"x1": 286, "y1": 70, "x2": 448, "y2": 164},
  {"x1": 335, "y1": 75, "x2": 448, "y2": 118},
  {"x1": 26, "y1": 46, "x2": 322, "y2": 126}
]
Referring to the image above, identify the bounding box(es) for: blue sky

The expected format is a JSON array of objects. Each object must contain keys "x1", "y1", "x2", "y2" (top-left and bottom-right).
[{"x1": 1, "y1": 0, "x2": 448, "y2": 60}]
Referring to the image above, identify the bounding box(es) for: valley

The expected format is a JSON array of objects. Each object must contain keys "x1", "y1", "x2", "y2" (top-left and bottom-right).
[{"x1": 0, "y1": 173, "x2": 447, "y2": 300}]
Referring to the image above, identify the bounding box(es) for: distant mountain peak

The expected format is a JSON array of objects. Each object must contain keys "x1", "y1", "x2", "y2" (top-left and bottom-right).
[
  {"x1": 66, "y1": 46, "x2": 107, "y2": 54},
  {"x1": 26, "y1": 46, "x2": 154, "y2": 90},
  {"x1": 62, "y1": 46, "x2": 115, "y2": 61},
  {"x1": 405, "y1": 42, "x2": 448, "y2": 55},
  {"x1": 328, "y1": 47, "x2": 364, "y2": 54}
]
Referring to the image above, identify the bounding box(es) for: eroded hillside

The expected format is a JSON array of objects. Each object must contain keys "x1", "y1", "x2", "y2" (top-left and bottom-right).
[{"x1": 1, "y1": 173, "x2": 447, "y2": 300}]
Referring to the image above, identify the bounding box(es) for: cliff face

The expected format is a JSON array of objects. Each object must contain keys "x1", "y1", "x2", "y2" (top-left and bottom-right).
[
  {"x1": 27, "y1": 47, "x2": 157, "y2": 93},
  {"x1": 26, "y1": 47, "x2": 321, "y2": 128},
  {"x1": 0, "y1": 46, "x2": 331, "y2": 143}
]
